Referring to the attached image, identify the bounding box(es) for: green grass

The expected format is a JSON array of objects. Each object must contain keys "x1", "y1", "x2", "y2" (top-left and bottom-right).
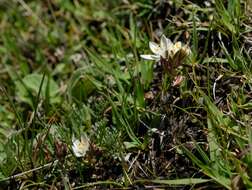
[{"x1": 0, "y1": 0, "x2": 252, "y2": 189}]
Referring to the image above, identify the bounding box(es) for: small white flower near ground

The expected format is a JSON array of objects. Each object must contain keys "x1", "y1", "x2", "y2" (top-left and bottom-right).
[
  {"x1": 140, "y1": 34, "x2": 191, "y2": 75},
  {"x1": 140, "y1": 34, "x2": 173, "y2": 61},
  {"x1": 140, "y1": 34, "x2": 190, "y2": 62},
  {"x1": 72, "y1": 134, "x2": 90, "y2": 157}
]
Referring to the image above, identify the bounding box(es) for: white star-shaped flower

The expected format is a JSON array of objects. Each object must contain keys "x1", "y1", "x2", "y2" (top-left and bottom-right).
[
  {"x1": 72, "y1": 134, "x2": 90, "y2": 157},
  {"x1": 140, "y1": 35, "x2": 190, "y2": 62},
  {"x1": 140, "y1": 35, "x2": 173, "y2": 61}
]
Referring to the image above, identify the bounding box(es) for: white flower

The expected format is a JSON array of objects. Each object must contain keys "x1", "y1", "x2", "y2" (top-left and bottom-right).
[
  {"x1": 72, "y1": 134, "x2": 90, "y2": 157},
  {"x1": 140, "y1": 35, "x2": 173, "y2": 61},
  {"x1": 140, "y1": 35, "x2": 190, "y2": 61},
  {"x1": 70, "y1": 53, "x2": 82, "y2": 63}
]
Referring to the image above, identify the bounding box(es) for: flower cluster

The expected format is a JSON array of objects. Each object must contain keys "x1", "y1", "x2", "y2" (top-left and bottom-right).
[{"x1": 141, "y1": 35, "x2": 190, "y2": 75}]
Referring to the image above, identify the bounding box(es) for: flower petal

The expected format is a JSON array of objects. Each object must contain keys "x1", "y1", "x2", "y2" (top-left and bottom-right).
[
  {"x1": 160, "y1": 35, "x2": 173, "y2": 51},
  {"x1": 174, "y1": 42, "x2": 182, "y2": 49},
  {"x1": 173, "y1": 42, "x2": 182, "y2": 54},
  {"x1": 72, "y1": 140, "x2": 83, "y2": 157},
  {"x1": 72, "y1": 138, "x2": 80, "y2": 147},
  {"x1": 140, "y1": 54, "x2": 160, "y2": 61},
  {"x1": 73, "y1": 148, "x2": 83, "y2": 157},
  {"x1": 182, "y1": 46, "x2": 191, "y2": 56},
  {"x1": 149, "y1": 42, "x2": 162, "y2": 55}
]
